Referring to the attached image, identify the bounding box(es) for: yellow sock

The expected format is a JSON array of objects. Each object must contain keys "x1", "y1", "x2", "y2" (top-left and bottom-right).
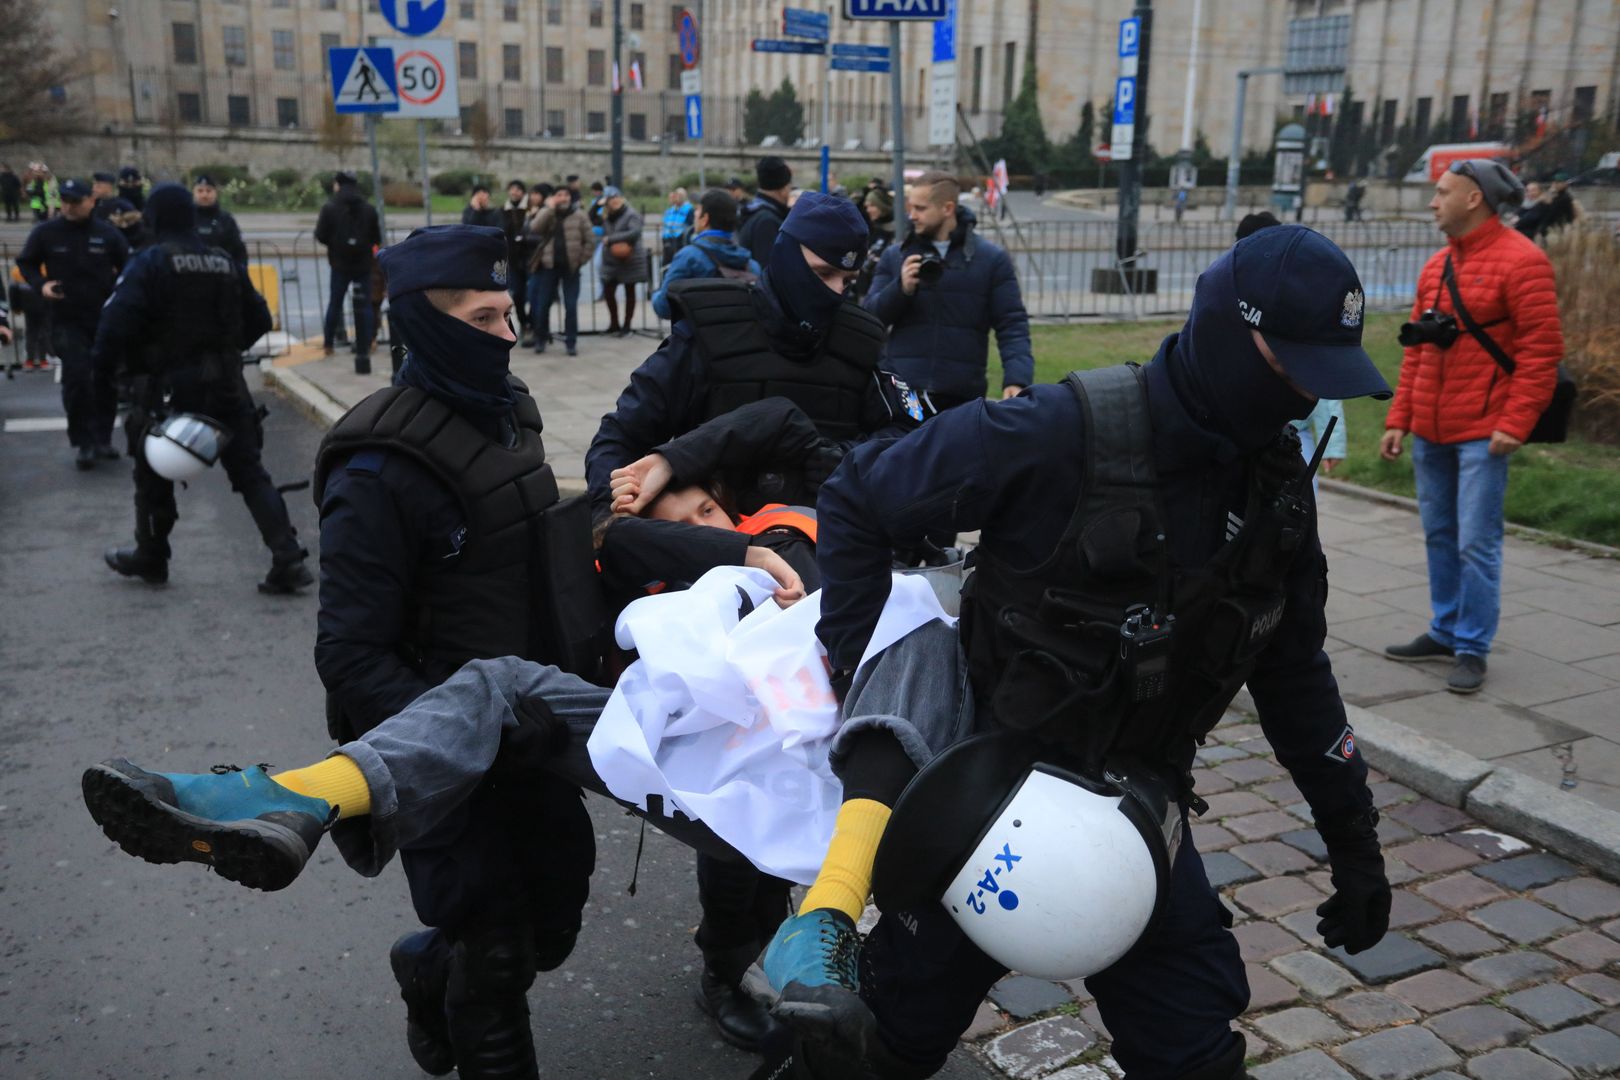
[
  {"x1": 272, "y1": 755, "x2": 371, "y2": 820},
  {"x1": 800, "y1": 798, "x2": 892, "y2": 922}
]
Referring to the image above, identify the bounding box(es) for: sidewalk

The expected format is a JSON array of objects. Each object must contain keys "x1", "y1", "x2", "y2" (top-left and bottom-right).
[{"x1": 264, "y1": 339, "x2": 1620, "y2": 1079}]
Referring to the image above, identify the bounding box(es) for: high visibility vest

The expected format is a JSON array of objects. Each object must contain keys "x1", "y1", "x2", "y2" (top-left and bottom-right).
[{"x1": 736, "y1": 504, "x2": 818, "y2": 545}]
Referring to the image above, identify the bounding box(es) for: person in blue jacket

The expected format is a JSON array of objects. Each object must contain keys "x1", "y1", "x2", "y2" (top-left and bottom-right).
[
  {"x1": 650, "y1": 188, "x2": 760, "y2": 320},
  {"x1": 762, "y1": 226, "x2": 1398, "y2": 1080},
  {"x1": 862, "y1": 171, "x2": 1033, "y2": 412}
]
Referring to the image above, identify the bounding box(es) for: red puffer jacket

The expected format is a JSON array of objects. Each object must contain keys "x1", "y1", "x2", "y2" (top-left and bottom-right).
[{"x1": 1386, "y1": 216, "x2": 1563, "y2": 444}]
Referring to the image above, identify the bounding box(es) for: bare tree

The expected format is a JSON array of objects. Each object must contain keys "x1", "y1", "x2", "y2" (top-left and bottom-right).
[
  {"x1": 316, "y1": 92, "x2": 359, "y2": 160},
  {"x1": 0, "y1": 0, "x2": 89, "y2": 143},
  {"x1": 464, "y1": 101, "x2": 496, "y2": 169}
]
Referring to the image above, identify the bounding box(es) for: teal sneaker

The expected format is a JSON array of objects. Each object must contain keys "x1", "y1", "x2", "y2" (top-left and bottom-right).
[
  {"x1": 82, "y1": 758, "x2": 334, "y2": 892},
  {"x1": 762, "y1": 909, "x2": 875, "y2": 1054}
]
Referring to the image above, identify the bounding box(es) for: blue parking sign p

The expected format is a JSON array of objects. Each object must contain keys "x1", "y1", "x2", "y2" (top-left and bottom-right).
[
  {"x1": 1118, "y1": 17, "x2": 1140, "y2": 58},
  {"x1": 1113, "y1": 77, "x2": 1136, "y2": 125}
]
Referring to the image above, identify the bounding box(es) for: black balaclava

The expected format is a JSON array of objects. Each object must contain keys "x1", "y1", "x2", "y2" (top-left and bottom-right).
[
  {"x1": 1163, "y1": 248, "x2": 1315, "y2": 454},
  {"x1": 391, "y1": 291, "x2": 517, "y2": 418},
  {"x1": 144, "y1": 182, "x2": 196, "y2": 239},
  {"x1": 765, "y1": 190, "x2": 870, "y2": 347}
]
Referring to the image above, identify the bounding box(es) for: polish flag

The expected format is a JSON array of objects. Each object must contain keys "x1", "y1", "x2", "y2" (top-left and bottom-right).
[
  {"x1": 1536, "y1": 106, "x2": 1548, "y2": 138},
  {"x1": 1321, "y1": 93, "x2": 1335, "y2": 117},
  {"x1": 629, "y1": 59, "x2": 643, "y2": 90}
]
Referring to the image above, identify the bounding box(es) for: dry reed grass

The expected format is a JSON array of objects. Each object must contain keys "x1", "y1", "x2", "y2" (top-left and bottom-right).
[{"x1": 1547, "y1": 223, "x2": 1620, "y2": 443}]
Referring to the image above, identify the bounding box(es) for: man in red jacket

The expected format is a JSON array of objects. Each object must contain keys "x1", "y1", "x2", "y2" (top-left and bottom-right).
[{"x1": 1380, "y1": 159, "x2": 1563, "y2": 694}]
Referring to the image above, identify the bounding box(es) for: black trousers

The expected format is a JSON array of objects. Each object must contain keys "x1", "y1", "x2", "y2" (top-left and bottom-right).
[
  {"x1": 693, "y1": 853, "x2": 793, "y2": 981},
  {"x1": 132, "y1": 362, "x2": 300, "y2": 561},
  {"x1": 54, "y1": 320, "x2": 116, "y2": 448}
]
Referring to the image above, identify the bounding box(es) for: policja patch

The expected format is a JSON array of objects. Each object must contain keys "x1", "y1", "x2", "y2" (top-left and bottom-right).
[{"x1": 1324, "y1": 724, "x2": 1358, "y2": 763}]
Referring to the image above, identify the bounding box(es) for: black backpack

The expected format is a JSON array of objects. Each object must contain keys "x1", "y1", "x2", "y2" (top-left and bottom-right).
[{"x1": 333, "y1": 200, "x2": 367, "y2": 255}]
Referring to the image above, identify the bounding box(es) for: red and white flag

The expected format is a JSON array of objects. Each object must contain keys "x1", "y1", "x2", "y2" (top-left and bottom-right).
[{"x1": 629, "y1": 59, "x2": 644, "y2": 90}]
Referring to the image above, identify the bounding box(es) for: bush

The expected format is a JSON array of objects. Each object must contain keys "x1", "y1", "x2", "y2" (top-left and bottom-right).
[
  {"x1": 190, "y1": 162, "x2": 252, "y2": 187},
  {"x1": 383, "y1": 180, "x2": 424, "y2": 208},
  {"x1": 1547, "y1": 223, "x2": 1620, "y2": 444},
  {"x1": 431, "y1": 168, "x2": 481, "y2": 196},
  {"x1": 264, "y1": 167, "x2": 302, "y2": 189}
]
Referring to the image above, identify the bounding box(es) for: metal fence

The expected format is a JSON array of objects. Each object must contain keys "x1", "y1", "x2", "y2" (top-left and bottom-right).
[{"x1": 0, "y1": 218, "x2": 1435, "y2": 373}]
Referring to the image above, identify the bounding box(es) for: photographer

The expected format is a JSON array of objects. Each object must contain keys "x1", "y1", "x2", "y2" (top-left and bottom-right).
[
  {"x1": 862, "y1": 170, "x2": 1032, "y2": 412},
  {"x1": 1380, "y1": 159, "x2": 1563, "y2": 695}
]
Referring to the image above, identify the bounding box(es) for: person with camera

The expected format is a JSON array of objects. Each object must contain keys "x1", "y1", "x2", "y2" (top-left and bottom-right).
[
  {"x1": 1380, "y1": 159, "x2": 1564, "y2": 695},
  {"x1": 862, "y1": 171, "x2": 1032, "y2": 413}
]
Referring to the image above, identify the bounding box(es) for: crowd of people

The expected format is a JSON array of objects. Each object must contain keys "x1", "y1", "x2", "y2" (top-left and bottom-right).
[{"x1": 7, "y1": 146, "x2": 1575, "y2": 1080}]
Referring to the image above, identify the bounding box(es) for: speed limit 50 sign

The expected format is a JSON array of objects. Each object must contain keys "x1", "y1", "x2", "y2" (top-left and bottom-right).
[{"x1": 379, "y1": 37, "x2": 460, "y2": 118}]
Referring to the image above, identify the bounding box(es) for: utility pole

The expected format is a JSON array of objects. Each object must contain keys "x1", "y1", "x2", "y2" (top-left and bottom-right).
[
  {"x1": 889, "y1": 21, "x2": 904, "y2": 215},
  {"x1": 1173, "y1": 0, "x2": 1202, "y2": 184},
  {"x1": 1115, "y1": 0, "x2": 1151, "y2": 265},
  {"x1": 1222, "y1": 66, "x2": 1284, "y2": 220},
  {"x1": 611, "y1": 0, "x2": 624, "y2": 186}
]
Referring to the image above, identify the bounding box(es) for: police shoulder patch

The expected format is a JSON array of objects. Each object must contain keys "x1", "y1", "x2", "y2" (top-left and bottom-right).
[{"x1": 1324, "y1": 724, "x2": 1358, "y2": 764}]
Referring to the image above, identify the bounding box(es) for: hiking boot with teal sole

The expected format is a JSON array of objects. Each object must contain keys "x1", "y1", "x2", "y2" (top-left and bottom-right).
[
  {"x1": 763, "y1": 909, "x2": 875, "y2": 1055},
  {"x1": 82, "y1": 758, "x2": 333, "y2": 892}
]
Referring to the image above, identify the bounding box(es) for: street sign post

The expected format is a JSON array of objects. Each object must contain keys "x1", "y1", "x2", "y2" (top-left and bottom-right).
[
  {"x1": 751, "y1": 39, "x2": 827, "y2": 54},
  {"x1": 329, "y1": 48, "x2": 399, "y2": 113},
  {"x1": 380, "y1": 37, "x2": 458, "y2": 227},
  {"x1": 842, "y1": 0, "x2": 947, "y2": 209},
  {"x1": 678, "y1": 9, "x2": 700, "y2": 67},
  {"x1": 379, "y1": 0, "x2": 446, "y2": 37},
  {"x1": 830, "y1": 56, "x2": 889, "y2": 72},
  {"x1": 928, "y1": 0, "x2": 957, "y2": 148},
  {"x1": 1110, "y1": 76, "x2": 1135, "y2": 162},
  {"x1": 783, "y1": 7, "x2": 831, "y2": 40},
  {"x1": 830, "y1": 43, "x2": 889, "y2": 58},
  {"x1": 685, "y1": 95, "x2": 704, "y2": 140},
  {"x1": 1118, "y1": 17, "x2": 1140, "y2": 78},
  {"x1": 842, "y1": 0, "x2": 947, "y2": 19}
]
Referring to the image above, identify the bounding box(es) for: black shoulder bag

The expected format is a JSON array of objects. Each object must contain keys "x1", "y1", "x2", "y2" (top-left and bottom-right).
[{"x1": 1442, "y1": 255, "x2": 1577, "y2": 444}]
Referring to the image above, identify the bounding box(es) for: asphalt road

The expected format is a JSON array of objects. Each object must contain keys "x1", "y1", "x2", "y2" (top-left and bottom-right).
[{"x1": 0, "y1": 369, "x2": 993, "y2": 1080}]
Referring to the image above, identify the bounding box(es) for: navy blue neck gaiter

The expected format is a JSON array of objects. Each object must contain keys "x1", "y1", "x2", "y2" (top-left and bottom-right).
[
  {"x1": 391, "y1": 291, "x2": 517, "y2": 418},
  {"x1": 766, "y1": 232, "x2": 847, "y2": 340}
]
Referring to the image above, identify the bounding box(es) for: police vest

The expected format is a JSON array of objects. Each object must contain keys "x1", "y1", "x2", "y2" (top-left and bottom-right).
[
  {"x1": 314, "y1": 382, "x2": 584, "y2": 683},
  {"x1": 961, "y1": 364, "x2": 1312, "y2": 784},
  {"x1": 143, "y1": 240, "x2": 244, "y2": 372},
  {"x1": 668, "y1": 278, "x2": 884, "y2": 442}
]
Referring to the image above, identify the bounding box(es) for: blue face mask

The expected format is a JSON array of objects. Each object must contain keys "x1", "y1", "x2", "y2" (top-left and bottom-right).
[{"x1": 390, "y1": 291, "x2": 517, "y2": 418}]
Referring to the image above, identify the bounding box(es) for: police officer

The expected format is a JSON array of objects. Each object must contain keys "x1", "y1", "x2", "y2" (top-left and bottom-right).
[
  {"x1": 192, "y1": 174, "x2": 248, "y2": 265},
  {"x1": 92, "y1": 171, "x2": 146, "y2": 250},
  {"x1": 117, "y1": 165, "x2": 146, "y2": 211},
  {"x1": 91, "y1": 184, "x2": 311, "y2": 592},
  {"x1": 15, "y1": 176, "x2": 129, "y2": 469},
  {"x1": 314, "y1": 224, "x2": 597, "y2": 1080},
  {"x1": 585, "y1": 191, "x2": 916, "y2": 1051},
  {"x1": 763, "y1": 226, "x2": 1397, "y2": 1079}
]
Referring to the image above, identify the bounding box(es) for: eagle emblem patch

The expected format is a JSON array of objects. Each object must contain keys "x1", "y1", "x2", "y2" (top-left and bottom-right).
[
  {"x1": 491, "y1": 259, "x2": 509, "y2": 286},
  {"x1": 1340, "y1": 289, "x2": 1364, "y2": 328}
]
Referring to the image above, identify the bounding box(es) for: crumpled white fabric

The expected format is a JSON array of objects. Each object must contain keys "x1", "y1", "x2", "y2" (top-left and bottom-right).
[{"x1": 587, "y1": 565, "x2": 952, "y2": 883}]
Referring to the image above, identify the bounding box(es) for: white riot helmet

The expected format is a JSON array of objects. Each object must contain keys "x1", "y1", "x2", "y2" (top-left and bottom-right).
[
  {"x1": 143, "y1": 413, "x2": 230, "y2": 481},
  {"x1": 872, "y1": 733, "x2": 1179, "y2": 981}
]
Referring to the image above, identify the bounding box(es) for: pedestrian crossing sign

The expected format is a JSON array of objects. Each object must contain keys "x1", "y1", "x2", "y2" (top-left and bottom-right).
[{"x1": 329, "y1": 47, "x2": 399, "y2": 114}]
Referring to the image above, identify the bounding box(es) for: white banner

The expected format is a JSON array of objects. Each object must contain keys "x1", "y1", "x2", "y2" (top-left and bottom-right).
[{"x1": 928, "y1": 62, "x2": 958, "y2": 148}]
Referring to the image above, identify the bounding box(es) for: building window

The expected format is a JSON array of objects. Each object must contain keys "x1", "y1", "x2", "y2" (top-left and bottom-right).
[
  {"x1": 547, "y1": 0, "x2": 562, "y2": 25},
  {"x1": 459, "y1": 41, "x2": 479, "y2": 80},
  {"x1": 546, "y1": 109, "x2": 565, "y2": 136},
  {"x1": 588, "y1": 49, "x2": 605, "y2": 86},
  {"x1": 223, "y1": 25, "x2": 247, "y2": 67},
  {"x1": 273, "y1": 29, "x2": 296, "y2": 71},
  {"x1": 503, "y1": 0, "x2": 519, "y2": 21},
  {"x1": 276, "y1": 97, "x2": 300, "y2": 128},
  {"x1": 1573, "y1": 85, "x2": 1597, "y2": 123},
  {"x1": 320, "y1": 0, "x2": 338, "y2": 8},
  {"x1": 1379, "y1": 98, "x2": 1397, "y2": 144},
  {"x1": 1487, "y1": 92, "x2": 1509, "y2": 139},
  {"x1": 631, "y1": 3, "x2": 645, "y2": 29},
  {"x1": 971, "y1": 45, "x2": 983, "y2": 114},
  {"x1": 172, "y1": 22, "x2": 198, "y2": 65},
  {"x1": 503, "y1": 44, "x2": 521, "y2": 82},
  {"x1": 588, "y1": 110, "x2": 607, "y2": 134},
  {"x1": 670, "y1": 4, "x2": 684, "y2": 31},
  {"x1": 504, "y1": 107, "x2": 524, "y2": 135},
  {"x1": 629, "y1": 113, "x2": 647, "y2": 140},
  {"x1": 589, "y1": 0, "x2": 604, "y2": 28},
  {"x1": 1413, "y1": 96, "x2": 1432, "y2": 137},
  {"x1": 546, "y1": 47, "x2": 565, "y2": 83},
  {"x1": 177, "y1": 91, "x2": 202, "y2": 123},
  {"x1": 459, "y1": 0, "x2": 475, "y2": 17},
  {"x1": 668, "y1": 53, "x2": 683, "y2": 90},
  {"x1": 1002, "y1": 42, "x2": 1016, "y2": 108},
  {"x1": 321, "y1": 32, "x2": 341, "y2": 56},
  {"x1": 271, "y1": 0, "x2": 290, "y2": 7},
  {"x1": 1450, "y1": 94, "x2": 1469, "y2": 138},
  {"x1": 227, "y1": 94, "x2": 251, "y2": 126}
]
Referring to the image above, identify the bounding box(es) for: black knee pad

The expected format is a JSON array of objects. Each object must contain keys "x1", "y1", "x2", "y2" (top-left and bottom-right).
[
  {"x1": 1174, "y1": 1033, "x2": 1247, "y2": 1080},
  {"x1": 445, "y1": 924, "x2": 540, "y2": 1080},
  {"x1": 532, "y1": 927, "x2": 577, "y2": 973},
  {"x1": 447, "y1": 924, "x2": 538, "y2": 1004}
]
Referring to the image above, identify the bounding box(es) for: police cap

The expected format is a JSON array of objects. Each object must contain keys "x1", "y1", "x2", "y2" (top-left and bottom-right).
[
  {"x1": 779, "y1": 190, "x2": 869, "y2": 273},
  {"x1": 378, "y1": 224, "x2": 510, "y2": 299}
]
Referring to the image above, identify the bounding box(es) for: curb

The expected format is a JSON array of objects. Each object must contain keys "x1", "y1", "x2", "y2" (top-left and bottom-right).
[{"x1": 265, "y1": 360, "x2": 1620, "y2": 883}]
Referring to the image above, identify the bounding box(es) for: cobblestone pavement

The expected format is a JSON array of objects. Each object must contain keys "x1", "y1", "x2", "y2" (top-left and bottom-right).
[{"x1": 951, "y1": 716, "x2": 1620, "y2": 1080}]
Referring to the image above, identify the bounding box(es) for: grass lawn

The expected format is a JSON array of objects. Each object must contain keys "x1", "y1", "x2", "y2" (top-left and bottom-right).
[{"x1": 990, "y1": 313, "x2": 1620, "y2": 548}]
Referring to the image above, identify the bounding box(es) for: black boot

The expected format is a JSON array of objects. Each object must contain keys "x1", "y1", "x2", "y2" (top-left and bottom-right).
[
  {"x1": 105, "y1": 544, "x2": 168, "y2": 584},
  {"x1": 444, "y1": 924, "x2": 540, "y2": 1080},
  {"x1": 258, "y1": 546, "x2": 313, "y2": 594},
  {"x1": 696, "y1": 941, "x2": 785, "y2": 1052},
  {"x1": 390, "y1": 929, "x2": 456, "y2": 1076}
]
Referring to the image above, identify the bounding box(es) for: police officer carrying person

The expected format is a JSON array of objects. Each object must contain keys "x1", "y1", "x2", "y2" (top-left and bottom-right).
[
  {"x1": 314, "y1": 224, "x2": 599, "y2": 1080},
  {"x1": 758, "y1": 225, "x2": 1397, "y2": 1080},
  {"x1": 91, "y1": 183, "x2": 312, "y2": 593},
  {"x1": 191, "y1": 174, "x2": 249, "y2": 265},
  {"x1": 15, "y1": 176, "x2": 130, "y2": 469},
  {"x1": 585, "y1": 190, "x2": 916, "y2": 1055}
]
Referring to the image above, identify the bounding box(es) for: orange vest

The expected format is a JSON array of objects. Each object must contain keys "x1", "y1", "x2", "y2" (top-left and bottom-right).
[{"x1": 736, "y1": 504, "x2": 818, "y2": 544}]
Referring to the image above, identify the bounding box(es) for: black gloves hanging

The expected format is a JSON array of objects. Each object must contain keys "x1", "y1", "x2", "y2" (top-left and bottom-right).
[{"x1": 1315, "y1": 808, "x2": 1392, "y2": 955}]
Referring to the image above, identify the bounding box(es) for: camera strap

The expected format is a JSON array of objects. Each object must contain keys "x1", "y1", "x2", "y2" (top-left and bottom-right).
[{"x1": 1442, "y1": 255, "x2": 1518, "y2": 376}]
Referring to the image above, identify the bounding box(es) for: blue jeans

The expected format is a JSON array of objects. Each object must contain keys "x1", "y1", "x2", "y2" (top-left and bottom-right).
[
  {"x1": 528, "y1": 267, "x2": 580, "y2": 349},
  {"x1": 1411, "y1": 436, "x2": 1511, "y2": 657},
  {"x1": 323, "y1": 266, "x2": 373, "y2": 357}
]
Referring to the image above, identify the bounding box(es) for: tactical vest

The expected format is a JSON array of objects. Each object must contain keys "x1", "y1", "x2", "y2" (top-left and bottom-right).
[
  {"x1": 314, "y1": 382, "x2": 592, "y2": 690},
  {"x1": 668, "y1": 278, "x2": 884, "y2": 442},
  {"x1": 144, "y1": 240, "x2": 243, "y2": 372},
  {"x1": 961, "y1": 365, "x2": 1313, "y2": 785}
]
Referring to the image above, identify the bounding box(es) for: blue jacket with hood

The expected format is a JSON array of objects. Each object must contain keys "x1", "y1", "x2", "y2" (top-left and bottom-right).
[{"x1": 650, "y1": 231, "x2": 760, "y2": 319}]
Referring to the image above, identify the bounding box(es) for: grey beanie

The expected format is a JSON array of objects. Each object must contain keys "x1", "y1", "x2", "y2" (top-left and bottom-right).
[{"x1": 1450, "y1": 158, "x2": 1525, "y2": 212}]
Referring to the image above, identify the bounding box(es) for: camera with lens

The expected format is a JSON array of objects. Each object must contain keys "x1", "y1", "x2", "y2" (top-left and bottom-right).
[
  {"x1": 1398, "y1": 309, "x2": 1460, "y2": 348},
  {"x1": 915, "y1": 250, "x2": 945, "y2": 286}
]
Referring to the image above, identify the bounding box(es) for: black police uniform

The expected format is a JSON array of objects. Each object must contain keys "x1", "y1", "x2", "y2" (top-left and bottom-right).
[
  {"x1": 93, "y1": 195, "x2": 147, "y2": 250},
  {"x1": 195, "y1": 203, "x2": 248, "y2": 265},
  {"x1": 92, "y1": 215, "x2": 309, "y2": 586},
  {"x1": 16, "y1": 209, "x2": 129, "y2": 454}
]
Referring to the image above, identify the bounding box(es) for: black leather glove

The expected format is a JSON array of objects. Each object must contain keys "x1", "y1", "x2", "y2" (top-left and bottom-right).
[
  {"x1": 1315, "y1": 809, "x2": 1392, "y2": 955},
  {"x1": 489, "y1": 693, "x2": 571, "y2": 787}
]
